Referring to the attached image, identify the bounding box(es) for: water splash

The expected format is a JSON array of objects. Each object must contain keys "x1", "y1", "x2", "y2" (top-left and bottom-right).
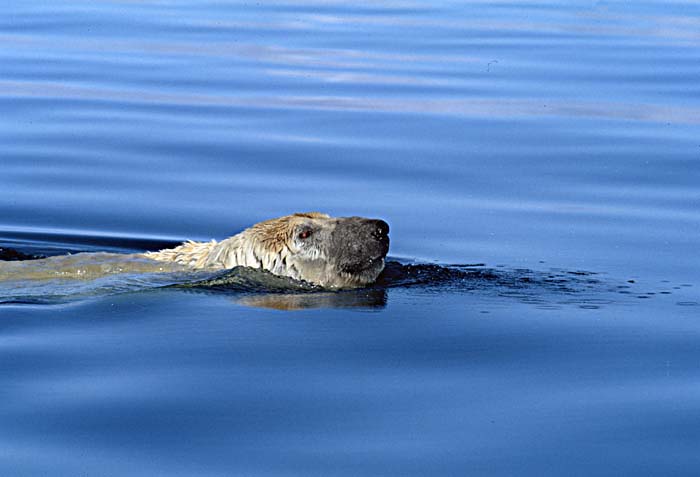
[{"x1": 178, "y1": 261, "x2": 621, "y2": 310}]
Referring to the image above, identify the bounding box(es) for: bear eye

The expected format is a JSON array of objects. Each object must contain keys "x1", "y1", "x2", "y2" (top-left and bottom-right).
[{"x1": 298, "y1": 229, "x2": 313, "y2": 240}]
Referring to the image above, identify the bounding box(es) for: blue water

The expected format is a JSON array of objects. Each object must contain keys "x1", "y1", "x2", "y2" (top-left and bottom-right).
[{"x1": 2, "y1": 0, "x2": 700, "y2": 475}]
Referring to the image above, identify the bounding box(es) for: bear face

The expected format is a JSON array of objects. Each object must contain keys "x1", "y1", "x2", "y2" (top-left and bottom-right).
[{"x1": 285, "y1": 214, "x2": 390, "y2": 288}]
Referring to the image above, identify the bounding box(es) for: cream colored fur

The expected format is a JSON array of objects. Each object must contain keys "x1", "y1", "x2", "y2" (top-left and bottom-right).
[
  {"x1": 143, "y1": 212, "x2": 351, "y2": 285},
  {"x1": 144, "y1": 212, "x2": 327, "y2": 271}
]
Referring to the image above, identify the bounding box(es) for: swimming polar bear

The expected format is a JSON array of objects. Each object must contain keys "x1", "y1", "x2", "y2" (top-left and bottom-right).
[
  {"x1": 144, "y1": 212, "x2": 390, "y2": 288},
  {"x1": 0, "y1": 213, "x2": 389, "y2": 289}
]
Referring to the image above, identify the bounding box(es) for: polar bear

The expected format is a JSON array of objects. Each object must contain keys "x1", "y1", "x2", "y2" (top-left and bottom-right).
[{"x1": 144, "y1": 212, "x2": 390, "y2": 288}]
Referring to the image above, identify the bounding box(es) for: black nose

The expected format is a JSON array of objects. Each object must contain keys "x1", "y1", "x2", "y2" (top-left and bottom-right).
[{"x1": 370, "y1": 219, "x2": 389, "y2": 240}]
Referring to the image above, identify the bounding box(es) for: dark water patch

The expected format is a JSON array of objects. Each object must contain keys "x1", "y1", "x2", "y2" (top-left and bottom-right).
[
  {"x1": 179, "y1": 265, "x2": 320, "y2": 293},
  {"x1": 180, "y1": 260, "x2": 644, "y2": 311},
  {"x1": 0, "y1": 247, "x2": 40, "y2": 261}
]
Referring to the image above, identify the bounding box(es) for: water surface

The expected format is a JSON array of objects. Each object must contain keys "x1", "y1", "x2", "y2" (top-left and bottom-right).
[{"x1": 1, "y1": 0, "x2": 699, "y2": 475}]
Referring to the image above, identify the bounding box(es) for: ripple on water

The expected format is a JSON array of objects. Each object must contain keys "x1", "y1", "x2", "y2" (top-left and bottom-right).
[{"x1": 0, "y1": 237, "x2": 688, "y2": 310}]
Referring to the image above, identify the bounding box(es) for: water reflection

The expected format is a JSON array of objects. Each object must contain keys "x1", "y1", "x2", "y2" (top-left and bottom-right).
[{"x1": 235, "y1": 289, "x2": 387, "y2": 310}]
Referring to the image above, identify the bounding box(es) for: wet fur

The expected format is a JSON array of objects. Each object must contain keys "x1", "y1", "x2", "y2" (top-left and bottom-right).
[{"x1": 144, "y1": 212, "x2": 327, "y2": 270}]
